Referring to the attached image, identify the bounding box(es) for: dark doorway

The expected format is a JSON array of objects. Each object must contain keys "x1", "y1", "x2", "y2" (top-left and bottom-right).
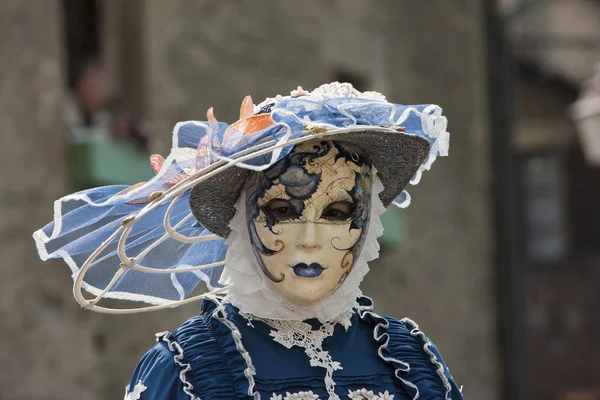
[{"x1": 63, "y1": 0, "x2": 102, "y2": 88}]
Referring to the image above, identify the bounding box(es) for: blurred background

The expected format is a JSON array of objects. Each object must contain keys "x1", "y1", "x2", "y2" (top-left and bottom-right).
[{"x1": 1, "y1": 0, "x2": 599, "y2": 399}]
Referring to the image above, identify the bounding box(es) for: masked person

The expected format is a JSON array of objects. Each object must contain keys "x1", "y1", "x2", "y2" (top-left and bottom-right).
[{"x1": 34, "y1": 83, "x2": 463, "y2": 400}]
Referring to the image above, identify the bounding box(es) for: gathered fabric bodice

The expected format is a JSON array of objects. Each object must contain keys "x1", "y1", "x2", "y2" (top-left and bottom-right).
[{"x1": 125, "y1": 297, "x2": 463, "y2": 400}]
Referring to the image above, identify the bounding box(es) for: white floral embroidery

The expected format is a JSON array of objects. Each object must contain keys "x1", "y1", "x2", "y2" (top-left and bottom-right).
[
  {"x1": 347, "y1": 389, "x2": 394, "y2": 400},
  {"x1": 270, "y1": 389, "x2": 394, "y2": 400},
  {"x1": 270, "y1": 391, "x2": 321, "y2": 400},
  {"x1": 269, "y1": 319, "x2": 340, "y2": 399},
  {"x1": 124, "y1": 381, "x2": 147, "y2": 400},
  {"x1": 379, "y1": 391, "x2": 394, "y2": 400},
  {"x1": 258, "y1": 310, "x2": 353, "y2": 400}
]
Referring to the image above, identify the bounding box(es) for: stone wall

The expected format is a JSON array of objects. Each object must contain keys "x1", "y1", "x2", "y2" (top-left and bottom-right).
[
  {"x1": 504, "y1": 0, "x2": 600, "y2": 84},
  {"x1": 0, "y1": 1, "x2": 97, "y2": 399},
  {"x1": 363, "y1": 2, "x2": 500, "y2": 399}
]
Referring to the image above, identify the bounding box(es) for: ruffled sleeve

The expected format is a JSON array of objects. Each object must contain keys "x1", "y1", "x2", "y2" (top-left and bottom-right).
[
  {"x1": 125, "y1": 298, "x2": 256, "y2": 400},
  {"x1": 125, "y1": 342, "x2": 188, "y2": 400},
  {"x1": 166, "y1": 297, "x2": 257, "y2": 399},
  {"x1": 357, "y1": 297, "x2": 463, "y2": 400},
  {"x1": 386, "y1": 317, "x2": 463, "y2": 400}
]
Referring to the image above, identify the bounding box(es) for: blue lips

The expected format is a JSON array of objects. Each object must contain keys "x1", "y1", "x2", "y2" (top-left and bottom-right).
[{"x1": 292, "y1": 263, "x2": 324, "y2": 277}]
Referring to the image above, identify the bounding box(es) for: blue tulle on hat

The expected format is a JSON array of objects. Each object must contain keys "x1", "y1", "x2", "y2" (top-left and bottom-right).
[{"x1": 33, "y1": 85, "x2": 449, "y2": 311}]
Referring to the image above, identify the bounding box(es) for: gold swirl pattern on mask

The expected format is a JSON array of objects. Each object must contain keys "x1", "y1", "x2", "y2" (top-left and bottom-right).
[
  {"x1": 262, "y1": 239, "x2": 285, "y2": 257},
  {"x1": 338, "y1": 269, "x2": 350, "y2": 285},
  {"x1": 331, "y1": 236, "x2": 356, "y2": 251},
  {"x1": 341, "y1": 251, "x2": 354, "y2": 269}
]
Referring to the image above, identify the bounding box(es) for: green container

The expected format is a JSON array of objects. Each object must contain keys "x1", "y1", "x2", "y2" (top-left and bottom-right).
[
  {"x1": 379, "y1": 208, "x2": 405, "y2": 249},
  {"x1": 69, "y1": 138, "x2": 155, "y2": 190}
]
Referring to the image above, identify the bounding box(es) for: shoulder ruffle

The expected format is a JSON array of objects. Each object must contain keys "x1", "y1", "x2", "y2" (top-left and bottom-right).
[
  {"x1": 159, "y1": 297, "x2": 257, "y2": 399},
  {"x1": 126, "y1": 341, "x2": 186, "y2": 400},
  {"x1": 357, "y1": 297, "x2": 463, "y2": 400}
]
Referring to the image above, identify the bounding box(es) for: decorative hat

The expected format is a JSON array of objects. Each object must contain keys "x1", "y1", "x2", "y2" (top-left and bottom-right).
[{"x1": 33, "y1": 82, "x2": 449, "y2": 313}]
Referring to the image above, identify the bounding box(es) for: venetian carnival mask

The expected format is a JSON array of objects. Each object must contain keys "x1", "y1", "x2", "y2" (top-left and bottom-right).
[{"x1": 244, "y1": 139, "x2": 373, "y2": 306}]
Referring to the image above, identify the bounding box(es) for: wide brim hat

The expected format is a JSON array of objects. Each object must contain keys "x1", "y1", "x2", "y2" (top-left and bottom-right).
[
  {"x1": 33, "y1": 82, "x2": 449, "y2": 313},
  {"x1": 190, "y1": 127, "x2": 430, "y2": 238}
]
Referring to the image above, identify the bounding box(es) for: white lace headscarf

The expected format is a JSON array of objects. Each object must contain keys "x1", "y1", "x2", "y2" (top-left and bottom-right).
[{"x1": 219, "y1": 172, "x2": 386, "y2": 322}]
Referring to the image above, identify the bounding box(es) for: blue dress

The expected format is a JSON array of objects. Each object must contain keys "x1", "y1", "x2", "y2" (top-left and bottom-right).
[{"x1": 125, "y1": 297, "x2": 463, "y2": 400}]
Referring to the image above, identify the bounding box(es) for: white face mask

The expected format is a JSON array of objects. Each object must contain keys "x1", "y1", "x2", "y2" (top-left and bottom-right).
[{"x1": 244, "y1": 140, "x2": 373, "y2": 306}]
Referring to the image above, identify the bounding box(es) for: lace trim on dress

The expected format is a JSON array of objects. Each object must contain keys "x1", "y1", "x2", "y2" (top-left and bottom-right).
[
  {"x1": 210, "y1": 297, "x2": 260, "y2": 399},
  {"x1": 356, "y1": 301, "x2": 420, "y2": 400},
  {"x1": 356, "y1": 296, "x2": 460, "y2": 400},
  {"x1": 400, "y1": 318, "x2": 452, "y2": 400},
  {"x1": 155, "y1": 331, "x2": 199, "y2": 400}
]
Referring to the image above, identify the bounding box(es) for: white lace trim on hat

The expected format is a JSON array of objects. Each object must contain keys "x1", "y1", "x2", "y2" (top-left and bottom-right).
[
  {"x1": 254, "y1": 82, "x2": 386, "y2": 112},
  {"x1": 219, "y1": 173, "x2": 385, "y2": 323}
]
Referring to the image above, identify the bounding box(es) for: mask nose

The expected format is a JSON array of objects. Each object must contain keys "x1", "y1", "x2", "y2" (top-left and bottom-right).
[{"x1": 295, "y1": 222, "x2": 323, "y2": 252}]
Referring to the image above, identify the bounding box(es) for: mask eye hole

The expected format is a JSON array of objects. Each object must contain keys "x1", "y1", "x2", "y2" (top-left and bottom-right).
[
  {"x1": 320, "y1": 201, "x2": 356, "y2": 221},
  {"x1": 262, "y1": 199, "x2": 299, "y2": 222}
]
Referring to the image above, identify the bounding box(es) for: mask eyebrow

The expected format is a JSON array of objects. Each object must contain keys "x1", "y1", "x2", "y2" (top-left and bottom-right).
[
  {"x1": 323, "y1": 190, "x2": 353, "y2": 204},
  {"x1": 259, "y1": 184, "x2": 290, "y2": 205}
]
